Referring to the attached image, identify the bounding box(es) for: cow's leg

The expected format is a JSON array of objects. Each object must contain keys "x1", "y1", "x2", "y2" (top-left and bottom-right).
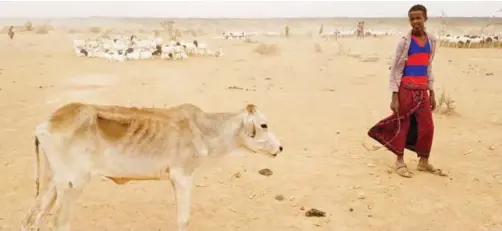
[
  {"x1": 51, "y1": 173, "x2": 90, "y2": 231},
  {"x1": 21, "y1": 182, "x2": 57, "y2": 231},
  {"x1": 170, "y1": 168, "x2": 194, "y2": 231},
  {"x1": 32, "y1": 184, "x2": 57, "y2": 230}
]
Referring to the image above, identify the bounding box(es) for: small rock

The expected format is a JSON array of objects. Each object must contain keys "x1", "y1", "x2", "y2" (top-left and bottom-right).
[
  {"x1": 486, "y1": 72, "x2": 494, "y2": 76},
  {"x1": 275, "y1": 194, "x2": 284, "y2": 201},
  {"x1": 305, "y1": 208, "x2": 326, "y2": 217},
  {"x1": 258, "y1": 168, "x2": 273, "y2": 176},
  {"x1": 489, "y1": 146, "x2": 495, "y2": 151},
  {"x1": 232, "y1": 172, "x2": 241, "y2": 178},
  {"x1": 349, "y1": 208, "x2": 354, "y2": 212},
  {"x1": 300, "y1": 206, "x2": 305, "y2": 210},
  {"x1": 367, "y1": 163, "x2": 376, "y2": 168},
  {"x1": 357, "y1": 192, "x2": 366, "y2": 199},
  {"x1": 368, "y1": 214, "x2": 373, "y2": 217}
]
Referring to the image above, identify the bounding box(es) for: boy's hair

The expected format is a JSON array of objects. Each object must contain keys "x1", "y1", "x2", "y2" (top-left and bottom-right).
[{"x1": 408, "y1": 4, "x2": 428, "y2": 18}]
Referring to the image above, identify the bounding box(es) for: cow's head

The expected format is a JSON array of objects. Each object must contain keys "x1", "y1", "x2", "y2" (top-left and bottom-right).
[{"x1": 237, "y1": 104, "x2": 283, "y2": 157}]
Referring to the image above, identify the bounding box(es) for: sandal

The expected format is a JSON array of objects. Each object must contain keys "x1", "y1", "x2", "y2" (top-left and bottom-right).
[
  {"x1": 417, "y1": 164, "x2": 448, "y2": 177},
  {"x1": 395, "y1": 165, "x2": 413, "y2": 178}
]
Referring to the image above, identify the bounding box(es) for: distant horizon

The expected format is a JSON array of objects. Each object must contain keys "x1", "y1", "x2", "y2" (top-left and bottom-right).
[
  {"x1": 0, "y1": 16, "x2": 500, "y2": 20},
  {"x1": 0, "y1": 1, "x2": 501, "y2": 19}
]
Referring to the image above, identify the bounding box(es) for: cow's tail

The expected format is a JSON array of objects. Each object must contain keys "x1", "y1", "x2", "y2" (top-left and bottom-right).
[{"x1": 34, "y1": 136, "x2": 41, "y2": 198}]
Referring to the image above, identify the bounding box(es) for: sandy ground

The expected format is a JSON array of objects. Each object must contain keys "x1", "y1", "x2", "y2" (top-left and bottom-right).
[{"x1": 1, "y1": 18, "x2": 502, "y2": 231}]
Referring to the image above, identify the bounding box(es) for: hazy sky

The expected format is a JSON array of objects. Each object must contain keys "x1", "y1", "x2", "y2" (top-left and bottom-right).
[{"x1": 0, "y1": 1, "x2": 501, "y2": 18}]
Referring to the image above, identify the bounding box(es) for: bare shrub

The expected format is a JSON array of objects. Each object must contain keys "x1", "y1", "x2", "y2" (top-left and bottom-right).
[
  {"x1": 35, "y1": 25, "x2": 51, "y2": 34},
  {"x1": 89, "y1": 27, "x2": 102, "y2": 34},
  {"x1": 24, "y1": 21, "x2": 33, "y2": 31},
  {"x1": 254, "y1": 43, "x2": 280, "y2": 55},
  {"x1": 435, "y1": 90, "x2": 457, "y2": 115}
]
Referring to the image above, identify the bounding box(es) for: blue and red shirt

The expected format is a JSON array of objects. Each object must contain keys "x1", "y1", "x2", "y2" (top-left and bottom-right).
[{"x1": 401, "y1": 36, "x2": 431, "y2": 87}]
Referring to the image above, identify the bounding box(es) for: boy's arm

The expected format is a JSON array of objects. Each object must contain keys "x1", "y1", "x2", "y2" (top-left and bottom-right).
[
  {"x1": 389, "y1": 38, "x2": 406, "y2": 94},
  {"x1": 427, "y1": 35, "x2": 437, "y2": 93}
]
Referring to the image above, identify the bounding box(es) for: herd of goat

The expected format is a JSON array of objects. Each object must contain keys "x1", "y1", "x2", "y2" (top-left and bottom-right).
[
  {"x1": 73, "y1": 35, "x2": 223, "y2": 62},
  {"x1": 440, "y1": 34, "x2": 501, "y2": 48},
  {"x1": 71, "y1": 31, "x2": 501, "y2": 62}
]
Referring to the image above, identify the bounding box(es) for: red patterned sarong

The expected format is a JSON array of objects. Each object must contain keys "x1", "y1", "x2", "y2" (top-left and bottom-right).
[{"x1": 368, "y1": 85, "x2": 434, "y2": 157}]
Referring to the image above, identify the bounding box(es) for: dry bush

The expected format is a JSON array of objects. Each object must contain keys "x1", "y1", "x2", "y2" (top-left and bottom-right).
[
  {"x1": 89, "y1": 27, "x2": 102, "y2": 34},
  {"x1": 35, "y1": 25, "x2": 51, "y2": 34},
  {"x1": 24, "y1": 21, "x2": 33, "y2": 31},
  {"x1": 435, "y1": 90, "x2": 457, "y2": 115},
  {"x1": 254, "y1": 43, "x2": 280, "y2": 55}
]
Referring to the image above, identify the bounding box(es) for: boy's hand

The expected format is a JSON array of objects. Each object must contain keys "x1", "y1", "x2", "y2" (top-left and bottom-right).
[
  {"x1": 429, "y1": 90, "x2": 436, "y2": 111},
  {"x1": 390, "y1": 92, "x2": 399, "y2": 113}
]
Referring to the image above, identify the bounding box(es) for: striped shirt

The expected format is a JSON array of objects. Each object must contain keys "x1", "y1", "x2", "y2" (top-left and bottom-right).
[
  {"x1": 401, "y1": 36, "x2": 431, "y2": 87},
  {"x1": 388, "y1": 31, "x2": 437, "y2": 92}
]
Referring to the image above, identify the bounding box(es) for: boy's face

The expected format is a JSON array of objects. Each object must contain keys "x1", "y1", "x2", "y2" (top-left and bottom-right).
[{"x1": 408, "y1": 10, "x2": 426, "y2": 33}]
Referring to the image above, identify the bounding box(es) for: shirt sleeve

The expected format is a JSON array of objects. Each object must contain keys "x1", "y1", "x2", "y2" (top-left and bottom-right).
[
  {"x1": 427, "y1": 39, "x2": 437, "y2": 91},
  {"x1": 427, "y1": 63, "x2": 434, "y2": 90},
  {"x1": 389, "y1": 38, "x2": 405, "y2": 92}
]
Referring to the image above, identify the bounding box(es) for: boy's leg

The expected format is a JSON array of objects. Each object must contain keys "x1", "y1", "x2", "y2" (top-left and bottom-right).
[{"x1": 414, "y1": 92, "x2": 447, "y2": 176}]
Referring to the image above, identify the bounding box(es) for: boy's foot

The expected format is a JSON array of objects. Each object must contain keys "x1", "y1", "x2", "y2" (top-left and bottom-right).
[
  {"x1": 417, "y1": 163, "x2": 448, "y2": 176},
  {"x1": 395, "y1": 163, "x2": 413, "y2": 178}
]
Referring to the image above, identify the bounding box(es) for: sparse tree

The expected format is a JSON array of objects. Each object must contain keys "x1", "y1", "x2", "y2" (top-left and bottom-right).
[{"x1": 160, "y1": 20, "x2": 176, "y2": 41}]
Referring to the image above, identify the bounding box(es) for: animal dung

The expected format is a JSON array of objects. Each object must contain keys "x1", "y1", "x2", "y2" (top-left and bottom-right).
[
  {"x1": 305, "y1": 208, "x2": 326, "y2": 217},
  {"x1": 274, "y1": 194, "x2": 285, "y2": 201},
  {"x1": 258, "y1": 168, "x2": 273, "y2": 176}
]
